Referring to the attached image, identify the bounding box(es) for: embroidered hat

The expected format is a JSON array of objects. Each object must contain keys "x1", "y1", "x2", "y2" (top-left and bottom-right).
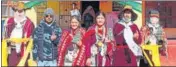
[
  {"x1": 11, "y1": 1, "x2": 30, "y2": 12},
  {"x1": 118, "y1": 5, "x2": 137, "y2": 21},
  {"x1": 149, "y1": 9, "x2": 159, "y2": 18},
  {"x1": 124, "y1": 5, "x2": 132, "y2": 10},
  {"x1": 12, "y1": 2, "x2": 27, "y2": 10}
]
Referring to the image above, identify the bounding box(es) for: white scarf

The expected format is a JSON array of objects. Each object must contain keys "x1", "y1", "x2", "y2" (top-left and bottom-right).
[
  {"x1": 9, "y1": 17, "x2": 27, "y2": 54},
  {"x1": 119, "y1": 21, "x2": 142, "y2": 56}
]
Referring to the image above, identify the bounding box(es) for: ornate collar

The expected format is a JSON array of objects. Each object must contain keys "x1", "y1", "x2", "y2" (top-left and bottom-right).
[{"x1": 95, "y1": 25, "x2": 106, "y2": 42}]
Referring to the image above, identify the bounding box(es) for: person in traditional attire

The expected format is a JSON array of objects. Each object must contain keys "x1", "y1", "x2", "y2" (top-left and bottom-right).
[
  {"x1": 83, "y1": 11, "x2": 115, "y2": 66},
  {"x1": 57, "y1": 15, "x2": 86, "y2": 66},
  {"x1": 32, "y1": 8, "x2": 62, "y2": 66},
  {"x1": 4, "y1": 2, "x2": 35, "y2": 66},
  {"x1": 70, "y1": 2, "x2": 81, "y2": 20},
  {"x1": 112, "y1": 5, "x2": 143, "y2": 66},
  {"x1": 140, "y1": 9, "x2": 168, "y2": 65}
]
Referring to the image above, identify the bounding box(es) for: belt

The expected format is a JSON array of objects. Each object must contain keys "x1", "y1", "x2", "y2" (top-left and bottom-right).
[
  {"x1": 11, "y1": 48, "x2": 16, "y2": 50},
  {"x1": 116, "y1": 45, "x2": 128, "y2": 48},
  {"x1": 11, "y1": 47, "x2": 16, "y2": 50},
  {"x1": 10, "y1": 45, "x2": 16, "y2": 48}
]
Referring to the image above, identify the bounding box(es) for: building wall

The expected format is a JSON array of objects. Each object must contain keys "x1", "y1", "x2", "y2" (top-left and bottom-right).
[
  {"x1": 38, "y1": 1, "x2": 143, "y2": 31},
  {"x1": 100, "y1": 1, "x2": 112, "y2": 13},
  {"x1": 35, "y1": 2, "x2": 47, "y2": 25},
  {"x1": 46, "y1": 1, "x2": 81, "y2": 29}
]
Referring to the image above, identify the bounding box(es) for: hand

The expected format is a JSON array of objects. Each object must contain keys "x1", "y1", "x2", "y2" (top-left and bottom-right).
[
  {"x1": 108, "y1": 49, "x2": 113, "y2": 56},
  {"x1": 51, "y1": 32, "x2": 57, "y2": 41},
  {"x1": 76, "y1": 40, "x2": 82, "y2": 46},
  {"x1": 105, "y1": 37, "x2": 111, "y2": 43},
  {"x1": 112, "y1": 43, "x2": 116, "y2": 51},
  {"x1": 30, "y1": 60, "x2": 37, "y2": 66},
  {"x1": 10, "y1": 42, "x2": 16, "y2": 46},
  {"x1": 134, "y1": 30, "x2": 139, "y2": 40},
  {"x1": 34, "y1": 61, "x2": 37, "y2": 64},
  {"x1": 86, "y1": 58, "x2": 91, "y2": 66}
]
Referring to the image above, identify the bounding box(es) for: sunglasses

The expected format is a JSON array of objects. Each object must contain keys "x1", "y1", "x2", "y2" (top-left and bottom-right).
[
  {"x1": 45, "y1": 15, "x2": 53, "y2": 18},
  {"x1": 14, "y1": 9, "x2": 24, "y2": 13}
]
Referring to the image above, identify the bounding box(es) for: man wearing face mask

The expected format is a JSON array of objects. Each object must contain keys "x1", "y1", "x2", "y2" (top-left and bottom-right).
[
  {"x1": 4, "y1": 2, "x2": 34, "y2": 66},
  {"x1": 113, "y1": 5, "x2": 143, "y2": 66},
  {"x1": 32, "y1": 8, "x2": 62, "y2": 66},
  {"x1": 141, "y1": 10, "x2": 168, "y2": 61}
]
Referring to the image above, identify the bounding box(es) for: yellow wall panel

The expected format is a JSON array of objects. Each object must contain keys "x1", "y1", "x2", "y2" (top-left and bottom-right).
[{"x1": 47, "y1": 1, "x2": 59, "y2": 15}]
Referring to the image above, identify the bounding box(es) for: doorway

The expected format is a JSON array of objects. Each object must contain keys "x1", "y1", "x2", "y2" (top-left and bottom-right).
[
  {"x1": 81, "y1": 1, "x2": 99, "y2": 29},
  {"x1": 81, "y1": 1, "x2": 99, "y2": 14}
]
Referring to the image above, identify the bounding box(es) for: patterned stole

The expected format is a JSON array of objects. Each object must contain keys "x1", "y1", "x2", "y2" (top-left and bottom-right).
[
  {"x1": 57, "y1": 30, "x2": 70, "y2": 66},
  {"x1": 72, "y1": 28, "x2": 86, "y2": 66},
  {"x1": 58, "y1": 28, "x2": 86, "y2": 66}
]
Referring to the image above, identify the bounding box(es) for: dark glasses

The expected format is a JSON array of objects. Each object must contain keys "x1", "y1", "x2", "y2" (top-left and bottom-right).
[
  {"x1": 45, "y1": 15, "x2": 53, "y2": 18},
  {"x1": 14, "y1": 9, "x2": 24, "y2": 13}
]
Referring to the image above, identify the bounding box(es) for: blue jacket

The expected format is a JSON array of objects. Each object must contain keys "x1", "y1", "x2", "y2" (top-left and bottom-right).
[{"x1": 32, "y1": 8, "x2": 62, "y2": 61}]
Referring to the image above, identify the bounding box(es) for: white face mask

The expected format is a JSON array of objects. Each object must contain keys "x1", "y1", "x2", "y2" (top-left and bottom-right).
[
  {"x1": 150, "y1": 17, "x2": 159, "y2": 24},
  {"x1": 122, "y1": 17, "x2": 131, "y2": 23}
]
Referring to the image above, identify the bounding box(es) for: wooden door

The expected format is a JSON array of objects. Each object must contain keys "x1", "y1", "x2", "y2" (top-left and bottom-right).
[
  {"x1": 36, "y1": 2, "x2": 47, "y2": 25},
  {"x1": 58, "y1": 1, "x2": 80, "y2": 29}
]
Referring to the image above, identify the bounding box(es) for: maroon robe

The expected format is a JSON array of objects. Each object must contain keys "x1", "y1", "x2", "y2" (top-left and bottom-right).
[
  {"x1": 113, "y1": 22, "x2": 142, "y2": 66},
  {"x1": 5, "y1": 17, "x2": 34, "y2": 66},
  {"x1": 83, "y1": 25, "x2": 114, "y2": 66}
]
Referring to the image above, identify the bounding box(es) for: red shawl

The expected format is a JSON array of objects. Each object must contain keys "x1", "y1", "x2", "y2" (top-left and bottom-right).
[
  {"x1": 57, "y1": 28, "x2": 86, "y2": 66},
  {"x1": 82, "y1": 25, "x2": 114, "y2": 66}
]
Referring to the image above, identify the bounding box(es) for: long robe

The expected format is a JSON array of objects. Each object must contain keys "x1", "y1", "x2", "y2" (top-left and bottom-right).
[
  {"x1": 113, "y1": 22, "x2": 142, "y2": 66},
  {"x1": 141, "y1": 23, "x2": 167, "y2": 55},
  {"x1": 57, "y1": 28, "x2": 86, "y2": 66},
  {"x1": 5, "y1": 17, "x2": 34, "y2": 66},
  {"x1": 83, "y1": 25, "x2": 114, "y2": 66},
  {"x1": 140, "y1": 23, "x2": 168, "y2": 65}
]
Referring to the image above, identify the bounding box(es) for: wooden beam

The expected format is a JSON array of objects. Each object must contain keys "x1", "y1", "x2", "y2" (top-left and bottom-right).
[{"x1": 142, "y1": 0, "x2": 146, "y2": 26}]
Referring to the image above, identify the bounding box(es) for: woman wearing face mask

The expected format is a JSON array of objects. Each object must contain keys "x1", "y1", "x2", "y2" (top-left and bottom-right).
[
  {"x1": 141, "y1": 10, "x2": 168, "y2": 65},
  {"x1": 57, "y1": 15, "x2": 86, "y2": 66},
  {"x1": 82, "y1": 11, "x2": 115, "y2": 66},
  {"x1": 113, "y1": 5, "x2": 142, "y2": 66}
]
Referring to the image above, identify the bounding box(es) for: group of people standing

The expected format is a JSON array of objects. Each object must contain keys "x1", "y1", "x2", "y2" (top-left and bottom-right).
[{"x1": 4, "y1": 2, "x2": 167, "y2": 66}]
